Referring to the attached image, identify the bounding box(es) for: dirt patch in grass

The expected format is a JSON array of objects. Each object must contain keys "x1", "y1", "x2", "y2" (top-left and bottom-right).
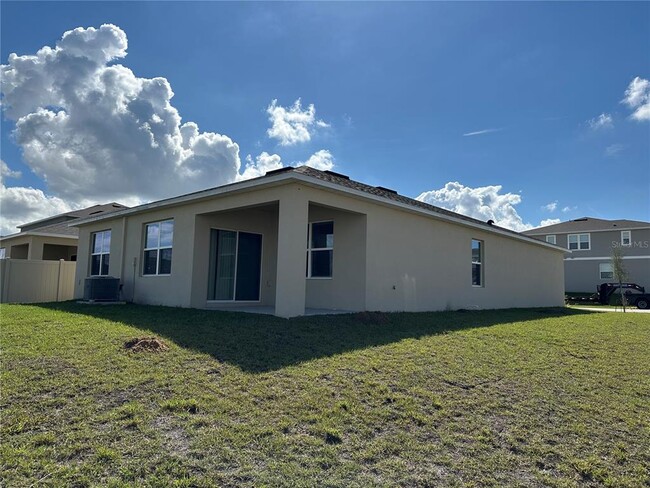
[
  {"x1": 124, "y1": 337, "x2": 169, "y2": 352},
  {"x1": 152, "y1": 415, "x2": 191, "y2": 457}
]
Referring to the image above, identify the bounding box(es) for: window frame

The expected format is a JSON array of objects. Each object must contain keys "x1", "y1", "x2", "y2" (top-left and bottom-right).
[
  {"x1": 307, "y1": 220, "x2": 334, "y2": 279},
  {"x1": 471, "y1": 239, "x2": 484, "y2": 288},
  {"x1": 90, "y1": 230, "x2": 111, "y2": 276},
  {"x1": 545, "y1": 235, "x2": 557, "y2": 245},
  {"x1": 142, "y1": 219, "x2": 174, "y2": 276},
  {"x1": 621, "y1": 230, "x2": 631, "y2": 247},
  {"x1": 599, "y1": 263, "x2": 614, "y2": 280},
  {"x1": 568, "y1": 233, "x2": 590, "y2": 251}
]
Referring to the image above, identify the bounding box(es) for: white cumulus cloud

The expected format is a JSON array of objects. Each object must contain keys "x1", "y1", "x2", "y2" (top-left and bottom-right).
[
  {"x1": 1, "y1": 160, "x2": 22, "y2": 182},
  {"x1": 239, "y1": 152, "x2": 283, "y2": 180},
  {"x1": 540, "y1": 218, "x2": 561, "y2": 227},
  {"x1": 0, "y1": 24, "x2": 247, "y2": 226},
  {"x1": 266, "y1": 98, "x2": 329, "y2": 146},
  {"x1": 623, "y1": 76, "x2": 650, "y2": 121},
  {"x1": 300, "y1": 149, "x2": 335, "y2": 171},
  {"x1": 0, "y1": 184, "x2": 75, "y2": 235},
  {"x1": 587, "y1": 113, "x2": 613, "y2": 130},
  {"x1": 416, "y1": 182, "x2": 552, "y2": 232}
]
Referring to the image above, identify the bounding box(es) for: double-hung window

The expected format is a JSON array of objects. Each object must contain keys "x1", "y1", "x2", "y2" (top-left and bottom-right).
[
  {"x1": 621, "y1": 231, "x2": 631, "y2": 247},
  {"x1": 599, "y1": 263, "x2": 614, "y2": 280},
  {"x1": 568, "y1": 233, "x2": 590, "y2": 250},
  {"x1": 143, "y1": 220, "x2": 173, "y2": 275},
  {"x1": 545, "y1": 235, "x2": 556, "y2": 245},
  {"x1": 471, "y1": 239, "x2": 483, "y2": 287},
  {"x1": 307, "y1": 221, "x2": 333, "y2": 278},
  {"x1": 90, "y1": 230, "x2": 111, "y2": 276}
]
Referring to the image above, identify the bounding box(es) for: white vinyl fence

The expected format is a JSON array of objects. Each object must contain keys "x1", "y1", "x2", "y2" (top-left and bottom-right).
[{"x1": 0, "y1": 259, "x2": 76, "y2": 303}]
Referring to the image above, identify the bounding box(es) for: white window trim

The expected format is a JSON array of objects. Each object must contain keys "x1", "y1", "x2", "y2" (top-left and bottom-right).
[
  {"x1": 207, "y1": 228, "x2": 263, "y2": 303},
  {"x1": 621, "y1": 230, "x2": 631, "y2": 247},
  {"x1": 545, "y1": 235, "x2": 556, "y2": 245},
  {"x1": 599, "y1": 263, "x2": 614, "y2": 280},
  {"x1": 567, "y1": 233, "x2": 591, "y2": 251},
  {"x1": 471, "y1": 239, "x2": 484, "y2": 288},
  {"x1": 90, "y1": 230, "x2": 111, "y2": 276},
  {"x1": 143, "y1": 220, "x2": 173, "y2": 276},
  {"x1": 307, "y1": 220, "x2": 334, "y2": 279}
]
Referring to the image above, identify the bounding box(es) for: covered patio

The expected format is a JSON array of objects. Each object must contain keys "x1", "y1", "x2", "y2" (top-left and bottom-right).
[{"x1": 190, "y1": 195, "x2": 367, "y2": 317}]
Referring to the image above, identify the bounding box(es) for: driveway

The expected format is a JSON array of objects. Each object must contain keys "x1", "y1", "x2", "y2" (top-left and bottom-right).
[{"x1": 571, "y1": 306, "x2": 650, "y2": 313}]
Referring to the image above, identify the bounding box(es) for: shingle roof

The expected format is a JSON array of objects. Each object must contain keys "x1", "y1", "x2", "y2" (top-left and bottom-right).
[
  {"x1": 28, "y1": 221, "x2": 80, "y2": 237},
  {"x1": 68, "y1": 166, "x2": 563, "y2": 250},
  {"x1": 18, "y1": 203, "x2": 128, "y2": 232},
  {"x1": 522, "y1": 217, "x2": 650, "y2": 235},
  {"x1": 291, "y1": 166, "x2": 516, "y2": 233}
]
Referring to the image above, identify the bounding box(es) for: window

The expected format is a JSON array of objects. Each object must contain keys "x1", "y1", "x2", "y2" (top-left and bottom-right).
[
  {"x1": 545, "y1": 235, "x2": 557, "y2": 245},
  {"x1": 621, "y1": 230, "x2": 631, "y2": 247},
  {"x1": 471, "y1": 239, "x2": 483, "y2": 287},
  {"x1": 0, "y1": 248, "x2": 5, "y2": 259},
  {"x1": 90, "y1": 230, "x2": 111, "y2": 276},
  {"x1": 568, "y1": 233, "x2": 590, "y2": 250},
  {"x1": 208, "y1": 230, "x2": 262, "y2": 301},
  {"x1": 307, "y1": 221, "x2": 333, "y2": 278},
  {"x1": 143, "y1": 220, "x2": 173, "y2": 275},
  {"x1": 599, "y1": 263, "x2": 614, "y2": 280}
]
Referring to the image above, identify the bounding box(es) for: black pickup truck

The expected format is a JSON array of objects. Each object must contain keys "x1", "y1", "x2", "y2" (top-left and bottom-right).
[{"x1": 566, "y1": 283, "x2": 650, "y2": 309}]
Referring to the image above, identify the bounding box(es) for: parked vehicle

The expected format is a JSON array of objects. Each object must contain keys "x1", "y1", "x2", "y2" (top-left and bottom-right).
[{"x1": 566, "y1": 283, "x2": 649, "y2": 309}]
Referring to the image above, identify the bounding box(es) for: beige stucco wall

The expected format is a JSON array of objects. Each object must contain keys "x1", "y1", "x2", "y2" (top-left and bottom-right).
[
  {"x1": 192, "y1": 205, "x2": 279, "y2": 308},
  {"x1": 295, "y1": 183, "x2": 565, "y2": 312},
  {"x1": 305, "y1": 204, "x2": 367, "y2": 311},
  {"x1": 76, "y1": 183, "x2": 297, "y2": 309},
  {"x1": 74, "y1": 180, "x2": 565, "y2": 315},
  {"x1": 0, "y1": 235, "x2": 78, "y2": 260}
]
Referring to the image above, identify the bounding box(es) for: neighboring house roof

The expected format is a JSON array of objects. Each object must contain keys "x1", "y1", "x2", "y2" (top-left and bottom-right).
[
  {"x1": 70, "y1": 166, "x2": 564, "y2": 251},
  {"x1": 18, "y1": 203, "x2": 128, "y2": 232},
  {"x1": 26, "y1": 220, "x2": 80, "y2": 237},
  {"x1": 522, "y1": 217, "x2": 650, "y2": 235},
  {"x1": 1, "y1": 202, "x2": 128, "y2": 241}
]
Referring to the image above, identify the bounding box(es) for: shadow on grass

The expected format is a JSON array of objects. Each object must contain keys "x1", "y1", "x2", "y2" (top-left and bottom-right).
[{"x1": 34, "y1": 303, "x2": 593, "y2": 373}]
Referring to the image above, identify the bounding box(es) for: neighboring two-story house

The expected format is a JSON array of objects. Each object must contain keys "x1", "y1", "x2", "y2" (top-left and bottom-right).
[{"x1": 523, "y1": 217, "x2": 650, "y2": 292}]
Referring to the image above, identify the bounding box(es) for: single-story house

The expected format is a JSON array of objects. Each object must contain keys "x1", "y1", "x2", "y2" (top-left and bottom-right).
[
  {"x1": 71, "y1": 166, "x2": 566, "y2": 317},
  {"x1": 0, "y1": 203, "x2": 128, "y2": 262},
  {"x1": 523, "y1": 217, "x2": 650, "y2": 292}
]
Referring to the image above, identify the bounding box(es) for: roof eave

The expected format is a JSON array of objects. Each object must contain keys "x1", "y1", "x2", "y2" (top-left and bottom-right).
[
  {"x1": 0, "y1": 231, "x2": 79, "y2": 241},
  {"x1": 70, "y1": 170, "x2": 566, "y2": 253}
]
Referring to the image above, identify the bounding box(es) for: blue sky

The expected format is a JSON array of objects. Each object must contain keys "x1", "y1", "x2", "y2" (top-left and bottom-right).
[{"x1": 1, "y1": 2, "x2": 649, "y2": 234}]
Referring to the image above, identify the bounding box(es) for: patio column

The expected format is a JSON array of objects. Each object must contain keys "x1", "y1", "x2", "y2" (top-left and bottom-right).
[
  {"x1": 275, "y1": 189, "x2": 308, "y2": 318},
  {"x1": 28, "y1": 238, "x2": 43, "y2": 260}
]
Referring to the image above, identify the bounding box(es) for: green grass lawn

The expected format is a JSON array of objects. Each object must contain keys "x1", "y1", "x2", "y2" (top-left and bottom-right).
[{"x1": 1, "y1": 304, "x2": 649, "y2": 487}]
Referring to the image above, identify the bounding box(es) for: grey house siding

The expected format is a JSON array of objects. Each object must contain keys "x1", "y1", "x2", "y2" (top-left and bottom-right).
[
  {"x1": 546, "y1": 228, "x2": 650, "y2": 258},
  {"x1": 565, "y1": 258, "x2": 650, "y2": 293},
  {"x1": 532, "y1": 228, "x2": 650, "y2": 292}
]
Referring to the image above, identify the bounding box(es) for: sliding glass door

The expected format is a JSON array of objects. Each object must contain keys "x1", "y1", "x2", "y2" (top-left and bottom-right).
[{"x1": 208, "y1": 229, "x2": 262, "y2": 301}]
